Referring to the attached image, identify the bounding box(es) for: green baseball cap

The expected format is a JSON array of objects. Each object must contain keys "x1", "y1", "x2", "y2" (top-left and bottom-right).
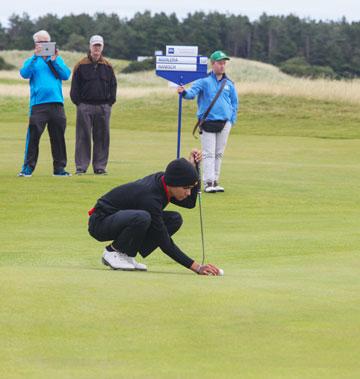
[{"x1": 210, "y1": 50, "x2": 230, "y2": 61}]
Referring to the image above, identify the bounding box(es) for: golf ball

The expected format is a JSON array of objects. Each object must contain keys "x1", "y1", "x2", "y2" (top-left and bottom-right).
[{"x1": 218, "y1": 268, "x2": 224, "y2": 276}]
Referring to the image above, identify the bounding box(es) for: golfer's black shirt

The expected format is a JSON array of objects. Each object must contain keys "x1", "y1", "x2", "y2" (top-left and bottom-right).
[{"x1": 94, "y1": 172, "x2": 199, "y2": 268}]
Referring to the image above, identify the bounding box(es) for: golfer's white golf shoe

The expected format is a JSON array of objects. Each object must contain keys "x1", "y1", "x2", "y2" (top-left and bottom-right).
[
  {"x1": 102, "y1": 250, "x2": 135, "y2": 270},
  {"x1": 127, "y1": 257, "x2": 147, "y2": 271}
]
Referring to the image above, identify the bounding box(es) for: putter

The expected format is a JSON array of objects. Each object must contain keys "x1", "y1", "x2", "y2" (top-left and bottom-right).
[{"x1": 195, "y1": 162, "x2": 206, "y2": 265}]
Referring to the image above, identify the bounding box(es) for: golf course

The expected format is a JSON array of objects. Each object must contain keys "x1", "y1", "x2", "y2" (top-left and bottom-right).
[{"x1": 0, "y1": 52, "x2": 359, "y2": 378}]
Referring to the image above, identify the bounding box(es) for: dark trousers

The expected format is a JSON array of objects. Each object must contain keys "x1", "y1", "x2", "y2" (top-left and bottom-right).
[
  {"x1": 22, "y1": 103, "x2": 67, "y2": 172},
  {"x1": 75, "y1": 103, "x2": 111, "y2": 172},
  {"x1": 89, "y1": 210, "x2": 183, "y2": 257}
]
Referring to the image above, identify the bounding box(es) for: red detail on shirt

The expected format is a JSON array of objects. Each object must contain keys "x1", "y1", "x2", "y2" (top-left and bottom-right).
[
  {"x1": 88, "y1": 207, "x2": 95, "y2": 216},
  {"x1": 161, "y1": 175, "x2": 170, "y2": 203}
]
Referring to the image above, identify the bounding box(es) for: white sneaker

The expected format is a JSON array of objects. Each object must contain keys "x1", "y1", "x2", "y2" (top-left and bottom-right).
[
  {"x1": 204, "y1": 182, "x2": 216, "y2": 193},
  {"x1": 128, "y1": 257, "x2": 147, "y2": 271},
  {"x1": 213, "y1": 181, "x2": 225, "y2": 192},
  {"x1": 17, "y1": 170, "x2": 33, "y2": 177},
  {"x1": 102, "y1": 250, "x2": 135, "y2": 271}
]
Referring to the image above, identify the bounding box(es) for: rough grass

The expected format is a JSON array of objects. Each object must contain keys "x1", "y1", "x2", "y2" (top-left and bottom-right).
[
  {"x1": 0, "y1": 50, "x2": 129, "y2": 73},
  {"x1": 0, "y1": 92, "x2": 360, "y2": 378},
  {"x1": 2, "y1": 51, "x2": 360, "y2": 105}
]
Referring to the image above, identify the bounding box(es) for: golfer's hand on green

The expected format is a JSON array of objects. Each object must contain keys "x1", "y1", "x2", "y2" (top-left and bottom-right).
[
  {"x1": 200, "y1": 264, "x2": 220, "y2": 275},
  {"x1": 191, "y1": 262, "x2": 221, "y2": 276}
]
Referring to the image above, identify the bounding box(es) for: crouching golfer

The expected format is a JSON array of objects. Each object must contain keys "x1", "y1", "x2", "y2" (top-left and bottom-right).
[{"x1": 88, "y1": 149, "x2": 221, "y2": 275}]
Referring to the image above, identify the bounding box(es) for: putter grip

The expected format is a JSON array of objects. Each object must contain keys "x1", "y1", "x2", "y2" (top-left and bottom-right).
[
  {"x1": 195, "y1": 162, "x2": 202, "y2": 193},
  {"x1": 195, "y1": 162, "x2": 200, "y2": 174}
]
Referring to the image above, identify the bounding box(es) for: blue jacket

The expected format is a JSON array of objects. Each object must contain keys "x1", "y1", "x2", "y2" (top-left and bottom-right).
[
  {"x1": 183, "y1": 72, "x2": 238, "y2": 125},
  {"x1": 20, "y1": 55, "x2": 71, "y2": 108}
]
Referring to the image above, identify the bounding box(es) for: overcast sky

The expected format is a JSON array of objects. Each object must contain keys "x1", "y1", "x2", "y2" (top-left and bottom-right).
[{"x1": 1, "y1": 0, "x2": 360, "y2": 26}]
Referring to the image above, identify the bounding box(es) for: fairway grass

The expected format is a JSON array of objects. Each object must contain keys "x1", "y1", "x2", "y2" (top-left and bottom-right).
[{"x1": 0, "y1": 95, "x2": 360, "y2": 378}]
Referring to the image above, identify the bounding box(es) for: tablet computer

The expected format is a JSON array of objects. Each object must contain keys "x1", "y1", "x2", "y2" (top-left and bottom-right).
[{"x1": 35, "y1": 42, "x2": 56, "y2": 56}]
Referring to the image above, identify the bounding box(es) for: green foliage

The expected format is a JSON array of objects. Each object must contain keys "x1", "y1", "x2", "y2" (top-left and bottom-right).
[
  {"x1": 0, "y1": 24, "x2": 8, "y2": 50},
  {"x1": 6, "y1": 13, "x2": 36, "y2": 50},
  {"x1": 121, "y1": 57, "x2": 155, "y2": 73},
  {"x1": 0, "y1": 56, "x2": 15, "y2": 70},
  {"x1": 62, "y1": 33, "x2": 87, "y2": 52},
  {"x1": 279, "y1": 57, "x2": 336, "y2": 79}
]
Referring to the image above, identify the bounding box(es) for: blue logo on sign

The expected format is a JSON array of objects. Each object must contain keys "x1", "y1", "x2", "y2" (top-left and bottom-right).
[{"x1": 168, "y1": 48, "x2": 175, "y2": 54}]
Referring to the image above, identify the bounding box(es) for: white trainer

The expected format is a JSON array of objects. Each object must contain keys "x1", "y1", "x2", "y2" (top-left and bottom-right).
[
  {"x1": 128, "y1": 257, "x2": 147, "y2": 271},
  {"x1": 213, "y1": 181, "x2": 225, "y2": 192},
  {"x1": 204, "y1": 182, "x2": 216, "y2": 193},
  {"x1": 102, "y1": 250, "x2": 135, "y2": 271}
]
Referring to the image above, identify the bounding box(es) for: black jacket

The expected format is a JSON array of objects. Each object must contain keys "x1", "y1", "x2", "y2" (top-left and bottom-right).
[
  {"x1": 93, "y1": 172, "x2": 199, "y2": 268},
  {"x1": 70, "y1": 55, "x2": 117, "y2": 105}
]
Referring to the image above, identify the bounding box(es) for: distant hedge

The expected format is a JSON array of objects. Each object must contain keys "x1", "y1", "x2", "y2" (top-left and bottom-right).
[
  {"x1": 279, "y1": 57, "x2": 336, "y2": 79},
  {"x1": 0, "y1": 57, "x2": 15, "y2": 70},
  {"x1": 121, "y1": 58, "x2": 155, "y2": 74}
]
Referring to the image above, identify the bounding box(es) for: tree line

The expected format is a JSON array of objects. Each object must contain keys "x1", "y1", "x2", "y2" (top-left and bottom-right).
[{"x1": 1, "y1": 11, "x2": 360, "y2": 77}]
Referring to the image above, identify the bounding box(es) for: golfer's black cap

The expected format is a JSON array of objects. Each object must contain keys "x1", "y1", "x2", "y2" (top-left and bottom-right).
[{"x1": 164, "y1": 158, "x2": 199, "y2": 187}]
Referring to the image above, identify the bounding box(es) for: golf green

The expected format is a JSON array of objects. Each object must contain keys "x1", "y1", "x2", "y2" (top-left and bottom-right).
[{"x1": 0, "y1": 95, "x2": 359, "y2": 378}]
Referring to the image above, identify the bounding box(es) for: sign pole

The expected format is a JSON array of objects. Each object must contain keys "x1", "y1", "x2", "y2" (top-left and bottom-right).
[{"x1": 177, "y1": 91, "x2": 183, "y2": 158}]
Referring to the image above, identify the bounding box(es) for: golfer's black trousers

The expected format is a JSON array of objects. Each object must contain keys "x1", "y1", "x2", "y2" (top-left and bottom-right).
[
  {"x1": 22, "y1": 103, "x2": 67, "y2": 172},
  {"x1": 89, "y1": 210, "x2": 182, "y2": 257}
]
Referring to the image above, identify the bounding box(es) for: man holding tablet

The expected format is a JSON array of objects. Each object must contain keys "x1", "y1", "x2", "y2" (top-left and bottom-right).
[{"x1": 18, "y1": 30, "x2": 71, "y2": 177}]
